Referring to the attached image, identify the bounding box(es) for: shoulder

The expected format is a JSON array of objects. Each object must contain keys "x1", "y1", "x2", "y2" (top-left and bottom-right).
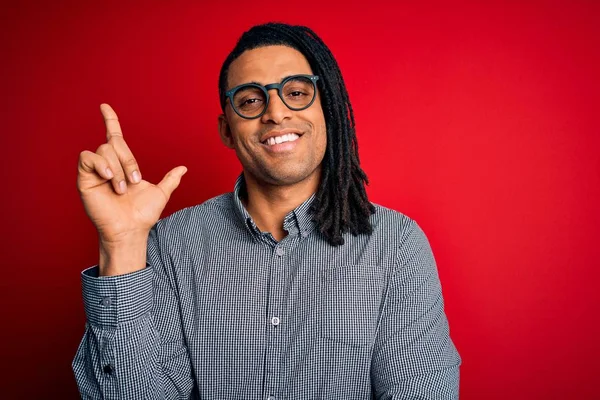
[
  {"x1": 369, "y1": 203, "x2": 419, "y2": 237},
  {"x1": 368, "y1": 203, "x2": 432, "y2": 256}
]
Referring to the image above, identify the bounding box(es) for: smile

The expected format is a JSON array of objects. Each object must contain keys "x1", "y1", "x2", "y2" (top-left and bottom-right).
[{"x1": 264, "y1": 133, "x2": 300, "y2": 146}]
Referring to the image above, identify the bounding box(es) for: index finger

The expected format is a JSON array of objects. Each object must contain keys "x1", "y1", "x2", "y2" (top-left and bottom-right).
[{"x1": 100, "y1": 103, "x2": 123, "y2": 140}]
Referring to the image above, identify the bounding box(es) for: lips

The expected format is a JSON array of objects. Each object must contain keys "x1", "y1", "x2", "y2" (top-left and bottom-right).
[
  {"x1": 264, "y1": 133, "x2": 300, "y2": 146},
  {"x1": 260, "y1": 129, "x2": 303, "y2": 145}
]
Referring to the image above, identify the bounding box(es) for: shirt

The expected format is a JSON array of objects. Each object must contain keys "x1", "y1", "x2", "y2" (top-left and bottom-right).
[{"x1": 72, "y1": 175, "x2": 462, "y2": 399}]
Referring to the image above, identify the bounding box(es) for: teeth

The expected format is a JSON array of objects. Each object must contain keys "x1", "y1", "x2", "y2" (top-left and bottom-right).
[{"x1": 266, "y1": 133, "x2": 299, "y2": 146}]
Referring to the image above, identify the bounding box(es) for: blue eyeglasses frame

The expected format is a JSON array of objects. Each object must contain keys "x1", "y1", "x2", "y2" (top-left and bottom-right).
[{"x1": 223, "y1": 74, "x2": 320, "y2": 119}]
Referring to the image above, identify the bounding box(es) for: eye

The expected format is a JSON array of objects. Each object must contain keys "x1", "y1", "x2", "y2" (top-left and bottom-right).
[
  {"x1": 282, "y1": 77, "x2": 314, "y2": 102},
  {"x1": 237, "y1": 97, "x2": 263, "y2": 107},
  {"x1": 233, "y1": 87, "x2": 265, "y2": 110},
  {"x1": 284, "y1": 87, "x2": 310, "y2": 99}
]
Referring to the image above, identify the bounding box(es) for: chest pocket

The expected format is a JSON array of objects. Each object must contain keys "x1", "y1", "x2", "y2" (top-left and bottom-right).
[{"x1": 320, "y1": 264, "x2": 385, "y2": 347}]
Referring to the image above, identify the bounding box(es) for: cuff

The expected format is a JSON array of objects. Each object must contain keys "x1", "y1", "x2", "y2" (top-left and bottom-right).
[{"x1": 81, "y1": 265, "x2": 153, "y2": 327}]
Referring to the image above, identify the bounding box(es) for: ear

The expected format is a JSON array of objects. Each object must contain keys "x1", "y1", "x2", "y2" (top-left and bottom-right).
[{"x1": 218, "y1": 113, "x2": 235, "y2": 149}]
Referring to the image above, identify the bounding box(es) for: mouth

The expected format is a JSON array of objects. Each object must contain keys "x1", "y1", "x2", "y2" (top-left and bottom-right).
[{"x1": 260, "y1": 130, "x2": 303, "y2": 147}]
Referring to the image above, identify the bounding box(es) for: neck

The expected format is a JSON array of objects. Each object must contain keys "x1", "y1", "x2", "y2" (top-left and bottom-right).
[{"x1": 242, "y1": 171, "x2": 320, "y2": 241}]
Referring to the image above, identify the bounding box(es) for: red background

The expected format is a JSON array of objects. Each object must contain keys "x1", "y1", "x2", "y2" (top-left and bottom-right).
[{"x1": 2, "y1": 1, "x2": 599, "y2": 398}]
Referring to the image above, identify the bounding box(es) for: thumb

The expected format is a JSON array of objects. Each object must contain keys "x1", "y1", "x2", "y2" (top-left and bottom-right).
[{"x1": 157, "y1": 166, "x2": 187, "y2": 201}]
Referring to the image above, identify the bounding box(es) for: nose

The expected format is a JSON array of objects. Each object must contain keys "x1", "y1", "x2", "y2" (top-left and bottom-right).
[{"x1": 260, "y1": 89, "x2": 292, "y2": 125}]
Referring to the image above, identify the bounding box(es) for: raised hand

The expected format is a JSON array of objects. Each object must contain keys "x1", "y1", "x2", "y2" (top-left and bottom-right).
[{"x1": 77, "y1": 104, "x2": 187, "y2": 275}]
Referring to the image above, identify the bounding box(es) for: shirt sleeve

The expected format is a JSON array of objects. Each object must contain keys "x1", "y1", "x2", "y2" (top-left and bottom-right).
[
  {"x1": 371, "y1": 220, "x2": 462, "y2": 399},
  {"x1": 72, "y1": 226, "x2": 195, "y2": 399}
]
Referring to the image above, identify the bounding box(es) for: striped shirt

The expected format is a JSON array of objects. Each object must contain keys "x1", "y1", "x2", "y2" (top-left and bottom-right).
[{"x1": 73, "y1": 175, "x2": 461, "y2": 399}]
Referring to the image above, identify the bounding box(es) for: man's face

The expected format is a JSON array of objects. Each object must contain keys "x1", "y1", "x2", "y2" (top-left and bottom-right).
[{"x1": 219, "y1": 45, "x2": 327, "y2": 188}]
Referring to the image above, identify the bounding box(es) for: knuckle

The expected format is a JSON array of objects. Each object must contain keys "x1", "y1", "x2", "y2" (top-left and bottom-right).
[
  {"x1": 107, "y1": 134, "x2": 123, "y2": 143},
  {"x1": 78, "y1": 150, "x2": 90, "y2": 162},
  {"x1": 107, "y1": 162, "x2": 124, "y2": 179},
  {"x1": 112, "y1": 170, "x2": 125, "y2": 181},
  {"x1": 96, "y1": 143, "x2": 111, "y2": 155},
  {"x1": 78, "y1": 150, "x2": 98, "y2": 171},
  {"x1": 122, "y1": 157, "x2": 138, "y2": 168}
]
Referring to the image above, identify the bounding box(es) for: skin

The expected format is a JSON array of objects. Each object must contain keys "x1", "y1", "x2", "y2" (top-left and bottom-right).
[
  {"x1": 77, "y1": 104, "x2": 187, "y2": 276},
  {"x1": 218, "y1": 45, "x2": 327, "y2": 239},
  {"x1": 77, "y1": 45, "x2": 325, "y2": 276}
]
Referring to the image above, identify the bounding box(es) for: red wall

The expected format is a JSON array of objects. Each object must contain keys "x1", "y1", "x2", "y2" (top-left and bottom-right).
[{"x1": 2, "y1": 1, "x2": 599, "y2": 398}]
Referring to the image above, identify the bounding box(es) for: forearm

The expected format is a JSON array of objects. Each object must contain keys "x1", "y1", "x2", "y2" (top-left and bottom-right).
[
  {"x1": 72, "y1": 264, "x2": 194, "y2": 399},
  {"x1": 371, "y1": 221, "x2": 461, "y2": 399},
  {"x1": 375, "y1": 366, "x2": 460, "y2": 400},
  {"x1": 73, "y1": 312, "x2": 163, "y2": 399}
]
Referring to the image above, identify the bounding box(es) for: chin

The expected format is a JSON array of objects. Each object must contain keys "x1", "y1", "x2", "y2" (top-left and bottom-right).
[
  {"x1": 266, "y1": 173, "x2": 312, "y2": 187},
  {"x1": 256, "y1": 165, "x2": 322, "y2": 187}
]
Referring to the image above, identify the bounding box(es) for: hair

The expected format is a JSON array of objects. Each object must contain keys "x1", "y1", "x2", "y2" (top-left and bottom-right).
[{"x1": 218, "y1": 22, "x2": 375, "y2": 246}]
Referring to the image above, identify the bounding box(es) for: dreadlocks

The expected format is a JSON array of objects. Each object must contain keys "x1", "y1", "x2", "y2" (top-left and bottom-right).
[{"x1": 218, "y1": 22, "x2": 375, "y2": 246}]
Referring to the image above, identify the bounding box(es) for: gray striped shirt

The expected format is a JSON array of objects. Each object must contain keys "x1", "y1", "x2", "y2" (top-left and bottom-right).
[{"x1": 73, "y1": 175, "x2": 461, "y2": 399}]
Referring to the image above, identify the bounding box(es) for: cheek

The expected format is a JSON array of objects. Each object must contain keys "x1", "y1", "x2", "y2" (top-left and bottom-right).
[
  {"x1": 229, "y1": 122, "x2": 257, "y2": 149},
  {"x1": 311, "y1": 110, "x2": 327, "y2": 149},
  {"x1": 310, "y1": 101, "x2": 327, "y2": 141}
]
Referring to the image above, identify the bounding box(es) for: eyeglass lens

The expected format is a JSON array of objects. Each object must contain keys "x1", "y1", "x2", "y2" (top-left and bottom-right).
[{"x1": 233, "y1": 76, "x2": 316, "y2": 118}]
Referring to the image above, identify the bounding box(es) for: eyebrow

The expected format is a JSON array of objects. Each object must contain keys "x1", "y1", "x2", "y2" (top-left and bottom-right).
[{"x1": 231, "y1": 75, "x2": 301, "y2": 89}]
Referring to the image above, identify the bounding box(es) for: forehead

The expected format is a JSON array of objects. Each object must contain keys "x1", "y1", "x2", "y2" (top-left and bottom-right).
[{"x1": 227, "y1": 45, "x2": 314, "y2": 88}]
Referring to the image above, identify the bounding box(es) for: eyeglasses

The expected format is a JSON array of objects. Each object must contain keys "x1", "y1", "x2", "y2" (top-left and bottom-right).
[{"x1": 224, "y1": 74, "x2": 320, "y2": 119}]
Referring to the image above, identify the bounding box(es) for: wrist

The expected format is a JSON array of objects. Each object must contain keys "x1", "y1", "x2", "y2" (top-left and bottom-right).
[{"x1": 99, "y1": 234, "x2": 148, "y2": 276}]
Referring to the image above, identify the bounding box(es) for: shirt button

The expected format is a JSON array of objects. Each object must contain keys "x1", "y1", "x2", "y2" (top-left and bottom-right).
[
  {"x1": 271, "y1": 316, "x2": 280, "y2": 326},
  {"x1": 275, "y1": 247, "x2": 285, "y2": 256},
  {"x1": 301, "y1": 230, "x2": 309, "y2": 238},
  {"x1": 100, "y1": 297, "x2": 112, "y2": 307},
  {"x1": 103, "y1": 364, "x2": 113, "y2": 374},
  {"x1": 267, "y1": 397, "x2": 276, "y2": 400}
]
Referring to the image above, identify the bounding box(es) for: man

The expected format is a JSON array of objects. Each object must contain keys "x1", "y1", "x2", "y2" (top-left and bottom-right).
[{"x1": 73, "y1": 22, "x2": 461, "y2": 399}]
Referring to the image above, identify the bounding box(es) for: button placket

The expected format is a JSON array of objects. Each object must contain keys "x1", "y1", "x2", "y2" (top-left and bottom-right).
[
  {"x1": 265, "y1": 244, "x2": 287, "y2": 399},
  {"x1": 100, "y1": 297, "x2": 112, "y2": 307}
]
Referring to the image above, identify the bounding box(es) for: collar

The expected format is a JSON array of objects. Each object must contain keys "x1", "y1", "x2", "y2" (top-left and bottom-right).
[{"x1": 232, "y1": 173, "x2": 316, "y2": 239}]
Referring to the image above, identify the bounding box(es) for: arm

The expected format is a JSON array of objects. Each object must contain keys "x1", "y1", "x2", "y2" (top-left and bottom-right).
[
  {"x1": 371, "y1": 221, "x2": 462, "y2": 399},
  {"x1": 73, "y1": 103, "x2": 191, "y2": 398},
  {"x1": 72, "y1": 227, "x2": 195, "y2": 399}
]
